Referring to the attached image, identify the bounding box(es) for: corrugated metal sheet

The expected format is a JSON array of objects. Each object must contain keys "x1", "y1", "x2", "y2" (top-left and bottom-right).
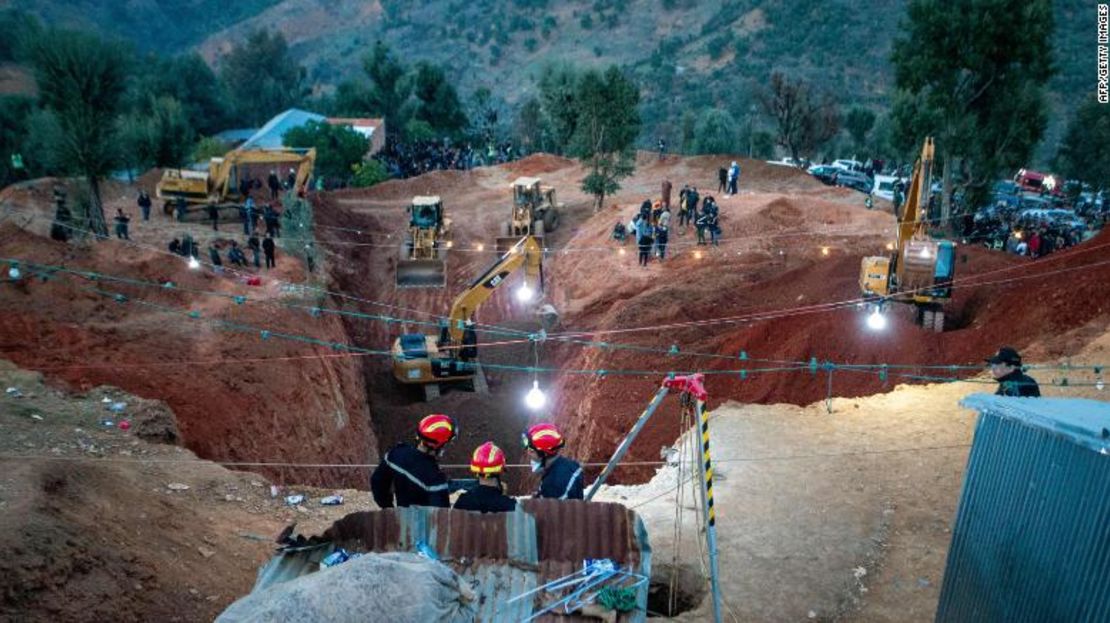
[
  {"x1": 248, "y1": 501, "x2": 650, "y2": 622},
  {"x1": 937, "y1": 395, "x2": 1110, "y2": 623}
]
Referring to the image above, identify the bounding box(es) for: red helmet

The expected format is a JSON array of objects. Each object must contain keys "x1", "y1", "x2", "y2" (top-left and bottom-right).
[
  {"x1": 417, "y1": 414, "x2": 457, "y2": 449},
  {"x1": 470, "y1": 441, "x2": 506, "y2": 476},
  {"x1": 522, "y1": 422, "x2": 565, "y2": 457}
]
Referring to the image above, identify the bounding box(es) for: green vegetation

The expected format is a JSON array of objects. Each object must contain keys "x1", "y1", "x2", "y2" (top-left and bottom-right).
[
  {"x1": 1056, "y1": 96, "x2": 1110, "y2": 191},
  {"x1": 283, "y1": 120, "x2": 369, "y2": 182},
  {"x1": 351, "y1": 159, "x2": 391, "y2": 188},
  {"x1": 892, "y1": 0, "x2": 1054, "y2": 217},
  {"x1": 693, "y1": 109, "x2": 739, "y2": 154},
  {"x1": 759, "y1": 72, "x2": 840, "y2": 163},
  {"x1": 26, "y1": 28, "x2": 129, "y2": 236},
  {"x1": 218, "y1": 30, "x2": 306, "y2": 127}
]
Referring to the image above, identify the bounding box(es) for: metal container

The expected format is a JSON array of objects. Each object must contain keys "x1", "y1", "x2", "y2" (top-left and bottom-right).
[{"x1": 937, "y1": 395, "x2": 1110, "y2": 622}]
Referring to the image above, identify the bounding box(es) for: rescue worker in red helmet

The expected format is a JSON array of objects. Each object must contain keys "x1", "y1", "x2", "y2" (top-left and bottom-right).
[
  {"x1": 371, "y1": 414, "x2": 456, "y2": 508},
  {"x1": 453, "y1": 441, "x2": 517, "y2": 513},
  {"x1": 523, "y1": 422, "x2": 583, "y2": 500}
]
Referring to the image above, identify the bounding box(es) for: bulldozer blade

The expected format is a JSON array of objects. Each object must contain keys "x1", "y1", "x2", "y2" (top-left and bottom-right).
[
  {"x1": 495, "y1": 234, "x2": 542, "y2": 257},
  {"x1": 396, "y1": 259, "x2": 447, "y2": 288}
]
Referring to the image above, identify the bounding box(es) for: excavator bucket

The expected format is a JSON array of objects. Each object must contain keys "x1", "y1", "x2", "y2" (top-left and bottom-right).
[
  {"x1": 495, "y1": 233, "x2": 542, "y2": 257},
  {"x1": 396, "y1": 259, "x2": 446, "y2": 288}
]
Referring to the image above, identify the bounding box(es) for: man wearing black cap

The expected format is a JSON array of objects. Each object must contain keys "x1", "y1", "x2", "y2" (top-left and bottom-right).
[{"x1": 986, "y1": 347, "x2": 1040, "y2": 397}]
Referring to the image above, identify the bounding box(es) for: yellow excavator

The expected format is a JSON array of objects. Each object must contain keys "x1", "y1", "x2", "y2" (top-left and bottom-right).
[
  {"x1": 156, "y1": 148, "x2": 316, "y2": 216},
  {"x1": 859, "y1": 137, "x2": 956, "y2": 332},
  {"x1": 392, "y1": 235, "x2": 544, "y2": 401},
  {"x1": 396, "y1": 195, "x2": 450, "y2": 288},
  {"x1": 495, "y1": 177, "x2": 561, "y2": 256}
]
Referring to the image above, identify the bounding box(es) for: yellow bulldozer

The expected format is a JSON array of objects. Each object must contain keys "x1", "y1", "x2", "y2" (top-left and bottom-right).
[
  {"x1": 155, "y1": 147, "x2": 316, "y2": 216},
  {"x1": 859, "y1": 137, "x2": 956, "y2": 332},
  {"x1": 392, "y1": 235, "x2": 544, "y2": 400},
  {"x1": 495, "y1": 177, "x2": 561, "y2": 256},
  {"x1": 396, "y1": 196, "x2": 451, "y2": 288}
]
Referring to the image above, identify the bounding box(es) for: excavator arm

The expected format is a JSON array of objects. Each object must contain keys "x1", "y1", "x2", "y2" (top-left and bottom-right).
[
  {"x1": 208, "y1": 148, "x2": 317, "y2": 201},
  {"x1": 442, "y1": 236, "x2": 543, "y2": 344},
  {"x1": 895, "y1": 137, "x2": 934, "y2": 253}
]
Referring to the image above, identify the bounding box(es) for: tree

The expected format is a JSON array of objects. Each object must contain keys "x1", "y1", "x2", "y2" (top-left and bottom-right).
[
  {"x1": 471, "y1": 86, "x2": 500, "y2": 143},
  {"x1": 891, "y1": 0, "x2": 1053, "y2": 221},
  {"x1": 1055, "y1": 95, "x2": 1110, "y2": 191},
  {"x1": 117, "y1": 96, "x2": 194, "y2": 174},
  {"x1": 411, "y1": 62, "x2": 468, "y2": 137},
  {"x1": 352, "y1": 159, "x2": 391, "y2": 188},
  {"x1": 27, "y1": 29, "x2": 128, "y2": 237},
  {"x1": 759, "y1": 72, "x2": 840, "y2": 164},
  {"x1": 844, "y1": 107, "x2": 876, "y2": 152},
  {"x1": 569, "y1": 66, "x2": 641, "y2": 211},
  {"x1": 512, "y1": 97, "x2": 546, "y2": 152},
  {"x1": 283, "y1": 120, "x2": 369, "y2": 182},
  {"x1": 538, "y1": 63, "x2": 581, "y2": 154},
  {"x1": 362, "y1": 42, "x2": 411, "y2": 140},
  {"x1": 132, "y1": 53, "x2": 228, "y2": 136},
  {"x1": 0, "y1": 95, "x2": 35, "y2": 185},
  {"x1": 693, "y1": 109, "x2": 739, "y2": 154},
  {"x1": 219, "y1": 30, "x2": 305, "y2": 126}
]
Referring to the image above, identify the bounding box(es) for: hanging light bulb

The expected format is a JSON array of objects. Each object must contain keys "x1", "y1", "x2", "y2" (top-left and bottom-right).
[
  {"x1": 618, "y1": 247, "x2": 626, "y2": 255},
  {"x1": 821, "y1": 246, "x2": 830, "y2": 256},
  {"x1": 525, "y1": 380, "x2": 546, "y2": 410},
  {"x1": 7, "y1": 265, "x2": 20, "y2": 280},
  {"x1": 885, "y1": 242, "x2": 895, "y2": 251},
  {"x1": 867, "y1": 308, "x2": 887, "y2": 331},
  {"x1": 694, "y1": 250, "x2": 703, "y2": 260},
  {"x1": 476, "y1": 243, "x2": 485, "y2": 252},
  {"x1": 1097, "y1": 379, "x2": 1105, "y2": 391},
  {"x1": 187, "y1": 256, "x2": 201, "y2": 270},
  {"x1": 446, "y1": 240, "x2": 453, "y2": 249},
  {"x1": 516, "y1": 283, "x2": 534, "y2": 302}
]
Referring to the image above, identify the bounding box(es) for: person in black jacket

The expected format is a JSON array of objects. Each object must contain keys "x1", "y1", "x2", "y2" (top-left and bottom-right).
[
  {"x1": 454, "y1": 442, "x2": 516, "y2": 513},
  {"x1": 524, "y1": 422, "x2": 583, "y2": 500},
  {"x1": 262, "y1": 234, "x2": 276, "y2": 269},
  {"x1": 987, "y1": 346, "x2": 1041, "y2": 397},
  {"x1": 371, "y1": 414, "x2": 457, "y2": 508},
  {"x1": 267, "y1": 169, "x2": 281, "y2": 200}
]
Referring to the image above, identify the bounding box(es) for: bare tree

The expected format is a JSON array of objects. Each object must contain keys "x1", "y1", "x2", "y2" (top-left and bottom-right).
[{"x1": 760, "y1": 72, "x2": 840, "y2": 164}]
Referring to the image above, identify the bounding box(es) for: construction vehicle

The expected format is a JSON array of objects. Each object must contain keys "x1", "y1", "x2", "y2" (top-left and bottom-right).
[
  {"x1": 859, "y1": 137, "x2": 956, "y2": 333},
  {"x1": 396, "y1": 196, "x2": 450, "y2": 288},
  {"x1": 495, "y1": 177, "x2": 561, "y2": 256},
  {"x1": 155, "y1": 148, "x2": 316, "y2": 216},
  {"x1": 392, "y1": 235, "x2": 545, "y2": 400}
]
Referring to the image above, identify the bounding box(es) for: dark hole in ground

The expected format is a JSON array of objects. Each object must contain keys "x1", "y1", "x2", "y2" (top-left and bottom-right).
[{"x1": 646, "y1": 563, "x2": 706, "y2": 617}]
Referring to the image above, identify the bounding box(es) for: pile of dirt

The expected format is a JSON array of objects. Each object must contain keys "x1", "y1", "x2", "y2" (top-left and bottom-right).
[
  {"x1": 0, "y1": 214, "x2": 377, "y2": 488},
  {"x1": 501, "y1": 153, "x2": 577, "y2": 177},
  {"x1": 333, "y1": 169, "x2": 486, "y2": 202},
  {"x1": 0, "y1": 362, "x2": 377, "y2": 622}
]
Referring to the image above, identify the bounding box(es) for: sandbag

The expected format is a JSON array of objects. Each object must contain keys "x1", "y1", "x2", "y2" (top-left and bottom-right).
[{"x1": 216, "y1": 552, "x2": 477, "y2": 623}]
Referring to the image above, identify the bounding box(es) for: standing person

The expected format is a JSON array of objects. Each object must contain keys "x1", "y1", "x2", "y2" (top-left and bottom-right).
[
  {"x1": 175, "y1": 195, "x2": 188, "y2": 222},
  {"x1": 705, "y1": 197, "x2": 721, "y2": 246},
  {"x1": 656, "y1": 205, "x2": 671, "y2": 260},
  {"x1": 243, "y1": 196, "x2": 255, "y2": 235},
  {"x1": 728, "y1": 161, "x2": 740, "y2": 195},
  {"x1": 113, "y1": 209, "x2": 131, "y2": 240},
  {"x1": 454, "y1": 442, "x2": 517, "y2": 513},
  {"x1": 137, "y1": 190, "x2": 152, "y2": 222},
  {"x1": 371, "y1": 414, "x2": 457, "y2": 508},
  {"x1": 207, "y1": 202, "x2": 219, "y2": 231},
  {"x1": 267, "y1": 169, "x2": 281, "y2": 200},
  {"x1": 677, "y1": 184, "x2": 690, "y2": 233},
  {"x1": 182, "y1": 233, "x2": 197, "y2": 258},
  {"x1": 661, "y1": 179, "x2": 672, "y2": 210},
  {"x1": 695, "y1": 205, "x2": 709, "y2": 245},
  {"x1": 986, "y1": 347, "x2": 1040, "y2": 397},
  {"x1": 635, "y1": 214, "x2": 654, "y2": 267},
  {"x1": 208, "y1": 243, "x2": 222, "y2": 267},
  {"x1": 524, "y1": 423, "x2": 583, "y2": 500},
  {"x1": 263, "y1": 204, "x2": 279, "y2": 237},
  {"x1": 657, "y1": 137, "x2": 666, "y2": 161},
  {"x1": 285, "y1": 167, "x2": 296, "y2": 190},
  {"x1": 1028, "y1": 229, "x2": 1041, "y2": 258},
  {"x1": 262, "y1": 233, "x2": 276, "y2": 269},
  {"x1": 718, "y1": 166, "x2": 727, "y2": 193},
  {"x1": 248, "y1": 232, "x2": 262, "y2": 268}
]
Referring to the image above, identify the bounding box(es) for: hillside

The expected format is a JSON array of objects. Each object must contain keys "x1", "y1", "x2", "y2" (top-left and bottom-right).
[{"x1": 12, "y1": 0, "x2": 1094, "y2": 158}]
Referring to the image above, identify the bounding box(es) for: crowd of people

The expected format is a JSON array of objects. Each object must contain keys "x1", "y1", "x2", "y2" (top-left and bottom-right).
[
  {"x1": 611, "y1": 179, "x2": 723, "y2": 266},
  {"x1": 372, "y1": 138, "x2": 521, "y2": 179}
]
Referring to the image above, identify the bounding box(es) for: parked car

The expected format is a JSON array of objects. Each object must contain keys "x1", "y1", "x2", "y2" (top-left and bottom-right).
[
  {"x1": 1017, "y1": 208, "x2": 1086, "y2": 231},
  {"x1": 872, "y1": 175, "x2": 908, "y2": 202},
  {"x1": 833, "y1": 169, "x2": 874, "y2": 194},
  {"x1": 766, "y1": 157, "x2": 809, "y2": 168},
  {"x1": 808, "y1": 165, "x2": 840, "y2": 185},
  {"x1": 831, "y1": 159, "x2": 864, "y2": 172}
]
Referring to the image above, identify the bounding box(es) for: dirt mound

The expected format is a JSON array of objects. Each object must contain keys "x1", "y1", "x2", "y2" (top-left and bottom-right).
[
  {"x1": 134, "y1": 168, "x2": 165, "y2": 194},
  {"x1": 501, "y1": 153, "x2": 577, "y2": 177},
  {"x1": 333, "y1": 169, "x2": 485, "y2": 202},
  {"x1": 0, "y1": 220, "x2": 377, "y2": 488}
]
